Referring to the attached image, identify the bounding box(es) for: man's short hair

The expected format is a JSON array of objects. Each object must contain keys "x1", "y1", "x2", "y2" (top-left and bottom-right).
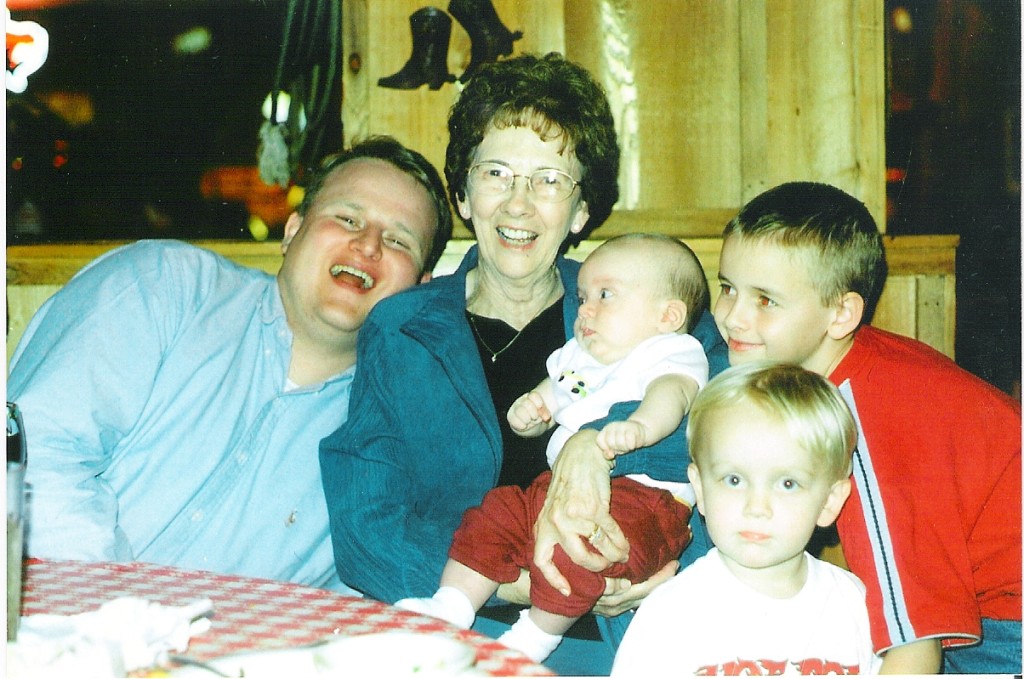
[
  {"x1": 300, "y1": 136, "x2": 453, "y2": 273},
  {"x1": 723, "y1": 182, "x2": 887, "y2": 322},
  {"x1": 687, "y1": 361, "x2": 858, "y2": 482}
]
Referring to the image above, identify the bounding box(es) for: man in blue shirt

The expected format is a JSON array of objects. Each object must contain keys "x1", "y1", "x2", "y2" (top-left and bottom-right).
[{"x1": 8, "y1": 136, "x2": 452, "y2": 592}]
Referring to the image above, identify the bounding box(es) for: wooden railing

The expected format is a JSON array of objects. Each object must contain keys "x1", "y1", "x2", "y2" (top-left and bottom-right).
[{"x1": 6, "y1": 235, "x2": 957, "y2": 364}]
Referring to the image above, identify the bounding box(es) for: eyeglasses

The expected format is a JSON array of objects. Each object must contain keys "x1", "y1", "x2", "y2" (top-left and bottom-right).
[{"x1": 467, "y1": 162, "x2": 581, "y2": 203}]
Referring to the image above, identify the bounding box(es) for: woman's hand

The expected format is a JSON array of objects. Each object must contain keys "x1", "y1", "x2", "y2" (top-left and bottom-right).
[
  {"x1": 533, "y1": 429, "x2": 629, "y2": 596},
  {"x1": 592, "y1": 560, "x2": 677, "y2": 617}
]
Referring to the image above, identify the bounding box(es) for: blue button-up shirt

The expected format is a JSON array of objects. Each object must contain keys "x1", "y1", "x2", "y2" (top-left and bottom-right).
[{"x1": 9, "y1": 241, "x2": 356, "y2": 592}]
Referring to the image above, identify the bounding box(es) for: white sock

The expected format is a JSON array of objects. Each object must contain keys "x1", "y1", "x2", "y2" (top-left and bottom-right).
[
  {"x1": 394, "y1": 586, "x2": 476, "y2": 629},
  {"x1": 496, "y1": 609, "x2": 564, "y2": 663}
]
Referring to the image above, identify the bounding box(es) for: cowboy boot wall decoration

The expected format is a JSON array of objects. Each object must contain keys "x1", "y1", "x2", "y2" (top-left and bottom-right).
[
  {"x1": 378, "y1": 6, "x2": 456, "y2": 90},
  {"x1": 448, "y1": 0, "x2": 522, "y2": 83}
]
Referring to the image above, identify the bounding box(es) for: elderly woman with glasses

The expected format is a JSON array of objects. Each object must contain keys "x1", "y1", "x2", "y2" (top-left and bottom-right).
[{"x1": 319, "y1": 53, "x2": 726, "y2": 674}]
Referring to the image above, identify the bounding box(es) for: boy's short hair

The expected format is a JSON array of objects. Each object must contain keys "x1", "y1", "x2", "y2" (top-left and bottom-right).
[
  {"x1": 601, "y1": 233, "x2": 709, "y2": 333},
  {"x1": 723, "y1": 182, "x2": 888, "y2": 323},
  {"x1": 687, "y1": 361, "x2": 857, "y2": 482}
]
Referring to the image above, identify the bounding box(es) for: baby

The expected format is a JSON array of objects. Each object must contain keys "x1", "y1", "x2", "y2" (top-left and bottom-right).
[
  {"x1": 398, "y1": 233, "x2": 710, "y2": 662},
  {"x1": 612, "y1": 362, "x2": 879, "y2": 675}
]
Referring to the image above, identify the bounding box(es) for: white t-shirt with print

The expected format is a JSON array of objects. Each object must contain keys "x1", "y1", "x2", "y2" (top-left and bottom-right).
[{"x1": 612, "y1": 548, "x2": 881, "y2": 676}]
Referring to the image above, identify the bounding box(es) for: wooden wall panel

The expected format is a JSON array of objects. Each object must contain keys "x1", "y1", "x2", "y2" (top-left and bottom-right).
[
  {"x1": 564, "y1": 0, "x2": 885, "y2": 232},
  {"x1": 853, "y1": 0, "x2": 887, "y2": 222},
  {"x1": 755, "y1": 0, "x2": 885, "y2": 223},
  {"x1": 738, "y1": 0, "x2": 771, "y2": 200},
  {"x1": 916, "y1": 275, "x2": 956, "y2": 353},
  {"x1": 872, "y1": 278, "x2": 916, "y2": 338},
  {"x1": 565, "y1": 1, "x2": 743, "y2": 210}
]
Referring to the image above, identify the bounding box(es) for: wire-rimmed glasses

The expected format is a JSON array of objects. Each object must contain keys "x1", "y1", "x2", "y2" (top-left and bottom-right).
[{"x1": 467, "y1": 162, "x2": 581, "y2": 203}]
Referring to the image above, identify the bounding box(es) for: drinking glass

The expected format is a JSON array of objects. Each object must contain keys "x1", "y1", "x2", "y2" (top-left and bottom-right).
[{"x1": 7, "y1": 402, "x2": 27, "y2": 641}]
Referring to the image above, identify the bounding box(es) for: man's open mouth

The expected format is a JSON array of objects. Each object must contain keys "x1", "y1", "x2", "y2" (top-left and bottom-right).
[{"x1": 330, "y1": 264, "x2": 375, "y2": 289}]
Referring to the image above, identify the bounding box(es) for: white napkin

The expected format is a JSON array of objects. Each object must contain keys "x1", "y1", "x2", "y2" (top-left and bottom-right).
[{"x1": 7, "y1": 597, "x2": 213, "y2": 678}]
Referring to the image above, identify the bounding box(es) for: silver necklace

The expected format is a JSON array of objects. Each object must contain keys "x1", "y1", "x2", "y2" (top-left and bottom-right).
[{"x1": 467, "y1": 313, "x2": 524, "y2": 363}]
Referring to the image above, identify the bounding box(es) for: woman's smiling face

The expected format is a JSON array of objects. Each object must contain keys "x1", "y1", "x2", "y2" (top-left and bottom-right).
[{"x1": 457, "y1": 125, "x2": 590, "y2": 285}]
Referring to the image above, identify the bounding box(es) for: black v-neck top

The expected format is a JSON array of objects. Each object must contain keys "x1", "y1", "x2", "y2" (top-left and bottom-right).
[
  {"x1": 467, "y1": 299, "x2": 566, "y2": 489},
  {"x1": 466, "y1": 298, "x2": 605, "y2": 641}
]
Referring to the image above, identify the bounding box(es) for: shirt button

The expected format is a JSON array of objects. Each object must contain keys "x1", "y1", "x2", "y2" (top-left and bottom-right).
[{"x1": 191, "y1": 510, "x2": 204, "y2": 522}]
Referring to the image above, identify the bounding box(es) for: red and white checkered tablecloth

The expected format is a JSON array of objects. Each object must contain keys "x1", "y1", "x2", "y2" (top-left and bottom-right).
[{"x1": 19, "y1": 559, "x2": 554, "y2": 676}]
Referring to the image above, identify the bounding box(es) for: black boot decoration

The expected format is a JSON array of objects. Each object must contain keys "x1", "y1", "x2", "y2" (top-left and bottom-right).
[
  {"x1": 448, "y1": 0, "x2": 523, "y2": 83},
  {"x1": 378, "y1": 7, "x2": 457, "y2": 90}
]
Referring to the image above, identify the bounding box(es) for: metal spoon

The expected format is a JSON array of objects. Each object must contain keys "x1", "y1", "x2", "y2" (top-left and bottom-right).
[{"x1": 167, "y1": 654, "x2": 244, "y2": 677}]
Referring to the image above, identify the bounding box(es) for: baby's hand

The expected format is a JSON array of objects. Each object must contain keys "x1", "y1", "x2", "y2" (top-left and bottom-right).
[
  {"x1": 508, "y1": 391, "x2": 552, "y2": 433},
  {"x1": 596, "y1": 421, "x2": 648, "y2": 455}
]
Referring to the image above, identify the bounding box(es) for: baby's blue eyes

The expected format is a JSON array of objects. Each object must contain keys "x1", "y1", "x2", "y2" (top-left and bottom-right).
[{"x1": 577, "y1": 289, "x2": 614, "y2": 304}]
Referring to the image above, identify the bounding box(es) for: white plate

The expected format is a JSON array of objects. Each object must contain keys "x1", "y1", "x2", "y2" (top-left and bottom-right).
[{"x1": 171, "y1": 632, "x2": 483, "y2": 677}]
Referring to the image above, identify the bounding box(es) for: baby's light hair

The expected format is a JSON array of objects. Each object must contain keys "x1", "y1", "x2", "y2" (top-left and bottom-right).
[
  {"x1": 722, "y1": 182, "x2": 887, "y2": 323},
  {"x1": 596, "y1": 233, "x2": 709, "y2": 333},
  {"x1": 687, "y1": 362, "x2": 857, "y2": 482}
]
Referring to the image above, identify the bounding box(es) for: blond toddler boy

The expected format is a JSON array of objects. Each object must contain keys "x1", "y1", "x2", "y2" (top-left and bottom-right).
[{"x1": 613, "y1": 362, "x2": 880, "y2": 676}]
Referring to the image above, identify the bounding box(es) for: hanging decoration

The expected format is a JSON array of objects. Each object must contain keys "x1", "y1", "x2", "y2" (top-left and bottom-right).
[
  {"x1": 377, "y1": 7, "x2": 456, "y2": 90},
  {"x1": 378, "y1": 0, "x2": 522, "y2": 90},
  {"x1": 447, "y1": 0, "x2": 522, "y2": 83},
  {"x1": 258, "y1": 0, "x2": 341, "y2": 188}
]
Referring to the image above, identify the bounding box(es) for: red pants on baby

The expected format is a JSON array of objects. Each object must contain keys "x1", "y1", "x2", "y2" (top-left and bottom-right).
[{"x1": 448, "y1": 471, "x2": 692, "y2": 618}]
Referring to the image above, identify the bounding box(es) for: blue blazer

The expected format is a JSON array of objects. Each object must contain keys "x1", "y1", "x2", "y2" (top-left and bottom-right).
[{"x1": 320, "y1": 246, "x2": 728, "y2": 603}]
